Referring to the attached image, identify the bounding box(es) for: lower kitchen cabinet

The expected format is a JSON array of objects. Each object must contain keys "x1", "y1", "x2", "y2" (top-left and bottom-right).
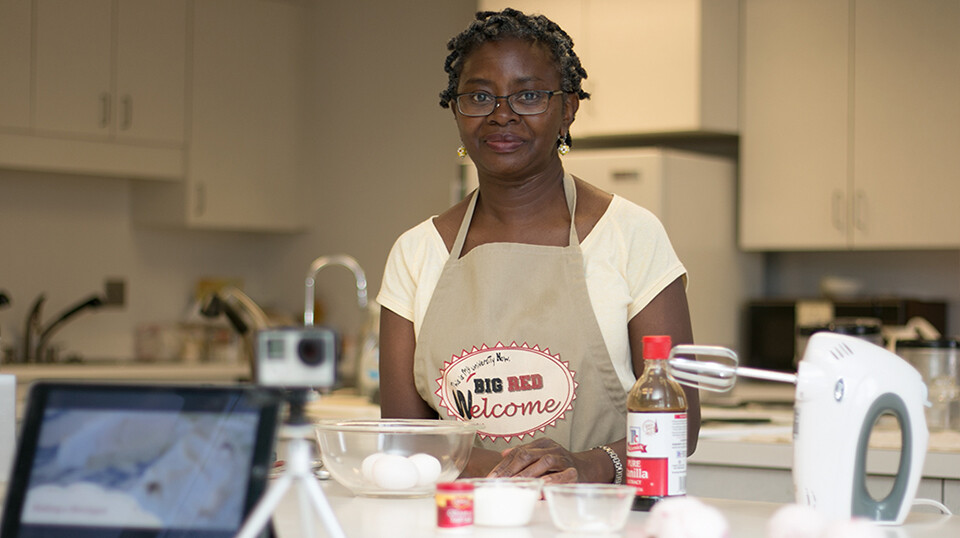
[
  {"x1": 687, "y1": 465, "x2": 795, "y2": 504},
  {"x1": 946, "y1": 480, "x2": 960, "y2": 514},
  {"x1": 131, "y1": 0, "x2": 306, "y2": 232},
  {"x1": 688, "y1": 464, "x2": 954, "y2": 514}
]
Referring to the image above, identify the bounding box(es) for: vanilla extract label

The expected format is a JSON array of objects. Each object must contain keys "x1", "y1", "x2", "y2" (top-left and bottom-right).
[{"x1": 626, "y1": 411, "x2": 687, "y2": 496}]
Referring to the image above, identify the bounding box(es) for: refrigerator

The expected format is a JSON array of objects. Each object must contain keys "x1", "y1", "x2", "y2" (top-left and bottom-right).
[{"x1": 462, "y1": 147, "x2": 763, "y2": 351}]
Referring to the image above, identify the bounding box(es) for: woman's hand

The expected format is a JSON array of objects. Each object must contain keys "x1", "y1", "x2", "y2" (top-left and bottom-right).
[{"x1": 485, "y1": 438, "x2": 604, "y2": 484}]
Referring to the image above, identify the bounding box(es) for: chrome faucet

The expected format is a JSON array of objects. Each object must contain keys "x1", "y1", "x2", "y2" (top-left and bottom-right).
[
  {"x1": 199, "y1": 286, "x2": 272, "y2": 366},
  {"x1": 28, "y1": 294, "x2": 103, "y2": 363},
  {"x1": 21, "y1": 295, "x2": 45, "y2": 363},
  {"x1": 200, "y1": 286, "x2": 272, "y2": 333},
  {"x1": 304, "y1": 255, "x2": 367, "y2": 326},
  {"x1": 0, "y1": 291, "x2": 9, "y2": 359}
]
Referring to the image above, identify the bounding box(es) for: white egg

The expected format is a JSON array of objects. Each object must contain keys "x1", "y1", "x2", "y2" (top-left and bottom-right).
[
  {"x1": 372, "y1": 454, "x2": 418, "y2": 490},
  {"x1": 361, "y1": 452, "x2": 385, "y2": 483},
  {"x1": 408, "y1": 453, "x2": 442, "y2": 486}
]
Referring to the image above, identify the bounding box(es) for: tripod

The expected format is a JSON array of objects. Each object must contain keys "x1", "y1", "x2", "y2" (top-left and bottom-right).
[{"x1": 236, "y1": 390, "x2": 345, "y2": 538}]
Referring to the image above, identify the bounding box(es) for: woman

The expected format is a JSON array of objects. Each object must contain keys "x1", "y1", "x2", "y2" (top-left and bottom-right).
[{"x1": 377, "y1": 8, "x2": 700, "y2": 484}]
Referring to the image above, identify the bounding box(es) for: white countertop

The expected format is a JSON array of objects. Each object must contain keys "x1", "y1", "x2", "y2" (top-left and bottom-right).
[
  {"x1": 265, "y1": 479, "x2": 960, "y2": 538},
  {"x1": 1, "y1": 361, "x2": 252, "y2": 419},
  {"x1": 0, "y1": 360, "x2": 251, "y2": 383},
  {"x1": 2, "y1": 477, "x2": 956, "y2": 537}
]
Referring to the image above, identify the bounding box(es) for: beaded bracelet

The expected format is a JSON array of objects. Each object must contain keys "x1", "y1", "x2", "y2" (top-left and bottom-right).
[{"x1": 594, "y1": 445, "x2": 624, "y2": 485}]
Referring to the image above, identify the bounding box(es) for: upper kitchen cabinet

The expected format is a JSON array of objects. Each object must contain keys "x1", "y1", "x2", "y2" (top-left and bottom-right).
[
  {"x1": 113, "y1": 0, "x2": 188, "y2": 145},
  {"x1": 33, "y1": 0, "x2": 186, "y2": 144},
  {"x1": 131, "y1": 0, "x2": 306, "y2": 232},
  {"x1": 478, "y1": 0, "x2": 739, "y2": 137},
  {"x1": 0, "y1": 0, "x2": 186, "y2": 179},
  {"x1": 0, "y1": 0, "x2": 32, "y2": 130},
  {"x1": 740, "y1": 0, "x2": 960, "y2": 250},
  {"x1": 33, "y1": 0, "x2": 113, "y2": 138}
]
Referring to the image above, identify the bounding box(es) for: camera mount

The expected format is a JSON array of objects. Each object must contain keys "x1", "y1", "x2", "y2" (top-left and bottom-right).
[{"x1": 236, "y1": 389, "x2": 345, "y2": 538}]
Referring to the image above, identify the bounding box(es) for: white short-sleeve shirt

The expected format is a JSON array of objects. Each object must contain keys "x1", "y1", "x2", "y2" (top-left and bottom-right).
[{"x1": 377, "y1": 194, "x2": 686, "y2": 391}]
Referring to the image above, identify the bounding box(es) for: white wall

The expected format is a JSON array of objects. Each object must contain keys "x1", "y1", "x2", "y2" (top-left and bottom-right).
[
  {"x1": 271, "y1": 0, "x2": 475, "y2": 338},
  {"x1": 0, "y1": 169, "x2": 291, "y2": 359}
]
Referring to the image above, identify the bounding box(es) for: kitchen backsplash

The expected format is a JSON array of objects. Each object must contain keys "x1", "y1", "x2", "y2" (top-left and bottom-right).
[{"x1": 0, "y1": 169, "x2": 295, "y2": 362}]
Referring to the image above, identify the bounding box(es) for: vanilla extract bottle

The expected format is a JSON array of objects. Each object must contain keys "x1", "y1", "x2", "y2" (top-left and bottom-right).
[{"x1": 626, "y1": 335, "x2": 687, "y2": 511}]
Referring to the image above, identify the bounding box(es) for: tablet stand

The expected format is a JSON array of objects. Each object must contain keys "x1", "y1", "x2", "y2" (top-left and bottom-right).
[{"x1": 236, "y1": 390, "x2": 345, "y2": 538}]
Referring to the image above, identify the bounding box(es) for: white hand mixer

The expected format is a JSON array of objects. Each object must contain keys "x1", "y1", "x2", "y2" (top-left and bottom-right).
[{"x1": 667, "y1": 332, "x2": 929, "y2": 525}]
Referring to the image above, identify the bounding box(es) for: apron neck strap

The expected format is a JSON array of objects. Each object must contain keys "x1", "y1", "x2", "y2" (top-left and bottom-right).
[{"x1": 452, "y1": 173, "x2": 580, "y2": 258}]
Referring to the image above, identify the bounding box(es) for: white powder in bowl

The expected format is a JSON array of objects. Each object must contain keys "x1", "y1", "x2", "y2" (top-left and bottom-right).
[{"x1": 474, "y1": 486, "x2": 540, "y2": 526}]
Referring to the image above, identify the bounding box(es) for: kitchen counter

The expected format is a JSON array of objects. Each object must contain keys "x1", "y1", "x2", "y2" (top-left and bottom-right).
[
  {"x1": 1, "y1": 361, "x2": 252, "y2": 419},
  {"x1": 269, "y1": 480, "x2": 958, "y2": 537},
  {"x1": 0, "y1": 360, "x2": 251, "y2": 384},
  {"x1": 690, "y1": 382, "x2": 960, "y2": 512},
  {"x1": 2, "y1": 477, "x2": 956, "y2": 537}
]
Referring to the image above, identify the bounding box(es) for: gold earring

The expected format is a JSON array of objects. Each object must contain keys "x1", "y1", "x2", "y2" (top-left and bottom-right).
[
  {"x1": 457, "y1": 145, "x2": 467, "y2": 158},
  {"x1": 557, "y1": 134, "x2": 570, "y2": 156}
]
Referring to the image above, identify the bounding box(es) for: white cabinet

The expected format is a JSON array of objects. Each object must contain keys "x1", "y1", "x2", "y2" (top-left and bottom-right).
[
  {"x1": 465, "y1": 149, "x2": 763, "y2": 351},
  {"x1": 33, "y1": 0, "x2": 186, "y2": 145},
  {"x1": 947, "y1": 479, "x2": 960, "y2": 514},
  {"x1": 0, "y1": 0, "x2": 32, "y2": 130},
  {"x1": 0, "y1": 0, "x2": 186, "y2": 179},
  {"x1": 34, "y1": 0, "x2": 114, "y2": 138},
  {"x1": 739, "y1": 0, "x2": 960, "y2": 250},
  {"x1": 850, "y1": 0, "x2": 960, "y2": 249},
  {"x1": 114, "y1": 0, "x2": 187, "y2": 146},
  {"x1": 688, "y1": 463, "x2": 951, "y2": 512},
  {"x1": 131, "y1": 0, "x2": 306, "y2": 232},
  {"x1": 478, "y1": 0, "x2": 739, "y2": 137}
]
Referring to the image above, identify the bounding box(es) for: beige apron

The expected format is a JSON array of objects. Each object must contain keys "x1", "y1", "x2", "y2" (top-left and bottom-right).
[{"x1": 414, "y1": 173, "x2": 627, "y2": 453}]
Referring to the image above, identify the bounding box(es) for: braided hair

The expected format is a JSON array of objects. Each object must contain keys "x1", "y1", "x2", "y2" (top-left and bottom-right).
[{"x1": 440, "y1": 9, "x2": 589, "y2": 147}]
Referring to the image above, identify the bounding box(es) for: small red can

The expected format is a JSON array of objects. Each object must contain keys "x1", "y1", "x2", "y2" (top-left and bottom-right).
[{"x1": 436, "y1": 481, "x2": 474, "y2": 529}]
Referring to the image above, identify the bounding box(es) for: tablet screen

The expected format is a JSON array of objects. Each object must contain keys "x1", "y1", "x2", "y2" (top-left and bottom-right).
[{"x1": 1, "y1": 383, "x2": 279, "y2": 538}]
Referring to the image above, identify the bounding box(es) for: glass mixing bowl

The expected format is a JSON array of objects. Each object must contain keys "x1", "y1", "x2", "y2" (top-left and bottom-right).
[{"x1": 313, "y1": 419, "x2": 479, "y2": 497}]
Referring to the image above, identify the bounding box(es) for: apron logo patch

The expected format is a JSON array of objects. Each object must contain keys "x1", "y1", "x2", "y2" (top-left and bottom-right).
[{"x1": 434, "y1": 342, "x2": 578, "y2": 443}]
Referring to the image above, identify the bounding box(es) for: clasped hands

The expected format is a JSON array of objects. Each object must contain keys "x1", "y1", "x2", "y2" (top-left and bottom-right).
[{"x1": 476, "y1": 438, "x2": 606, "y2": 484}]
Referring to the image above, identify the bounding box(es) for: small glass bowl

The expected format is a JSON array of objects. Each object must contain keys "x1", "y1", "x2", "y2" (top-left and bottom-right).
[
  {"x1": 543, "y1": 483, "x2": 635, "y2": 533},
  {"x1": 462, "y1": 478, "x2": 544, "y2": 526}
]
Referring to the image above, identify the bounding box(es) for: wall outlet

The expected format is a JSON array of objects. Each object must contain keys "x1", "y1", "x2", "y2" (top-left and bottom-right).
[{"x1": 104, "y1": 278, "x2": 126, "y2": 307}]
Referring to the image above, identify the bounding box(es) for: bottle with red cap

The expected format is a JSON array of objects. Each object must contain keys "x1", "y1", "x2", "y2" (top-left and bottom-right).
[{"x1": 626, "y1": 334, "x2": 688, "y2": 511}]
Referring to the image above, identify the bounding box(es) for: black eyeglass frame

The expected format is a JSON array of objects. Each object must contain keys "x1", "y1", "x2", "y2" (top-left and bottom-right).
[{"x1": 453, "y1": 90, "x2": 565, "y2": 117}]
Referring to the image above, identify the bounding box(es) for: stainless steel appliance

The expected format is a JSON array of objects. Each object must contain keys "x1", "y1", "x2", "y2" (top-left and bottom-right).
[{"x1": 746, "y1": 298, "x2": 947, "y2": 371}]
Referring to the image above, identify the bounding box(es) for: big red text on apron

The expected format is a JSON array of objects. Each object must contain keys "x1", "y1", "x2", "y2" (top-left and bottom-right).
[{"x1": 435, "y1": 342, "x2": 578, "y2": 443}]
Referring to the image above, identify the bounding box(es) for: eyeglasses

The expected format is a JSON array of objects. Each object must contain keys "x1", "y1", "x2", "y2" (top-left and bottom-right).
[{"x1": 454, "y1": 90, "x2": 564, "y2": 117}]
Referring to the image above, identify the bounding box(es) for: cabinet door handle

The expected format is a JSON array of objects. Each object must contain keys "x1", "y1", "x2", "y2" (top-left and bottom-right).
[
  {"x1": 195, "y1": 182, "x2": 206, "y2": 217},
  {"x1": 854, "y1": 190, "x2": 867, "y2": 232},
  {"x1": 99, "y1": 92, "x2": 112, "y2": 128},
  {"x1": 831, "y1": 189, "x2": 845, "y2": 231},
  {"x1": 121, "y1": 95, "x2": 133, "y2": 130}
]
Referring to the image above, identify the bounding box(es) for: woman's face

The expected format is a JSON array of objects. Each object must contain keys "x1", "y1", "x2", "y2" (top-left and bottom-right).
[{"x1": 453, "y1": 38, "x2": 577, "y2": 180}]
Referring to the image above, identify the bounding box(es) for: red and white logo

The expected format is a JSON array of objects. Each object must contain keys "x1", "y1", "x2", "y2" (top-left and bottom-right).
[{"x1": 435, "y1": 342, "x2": 577, "y2": 443}]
